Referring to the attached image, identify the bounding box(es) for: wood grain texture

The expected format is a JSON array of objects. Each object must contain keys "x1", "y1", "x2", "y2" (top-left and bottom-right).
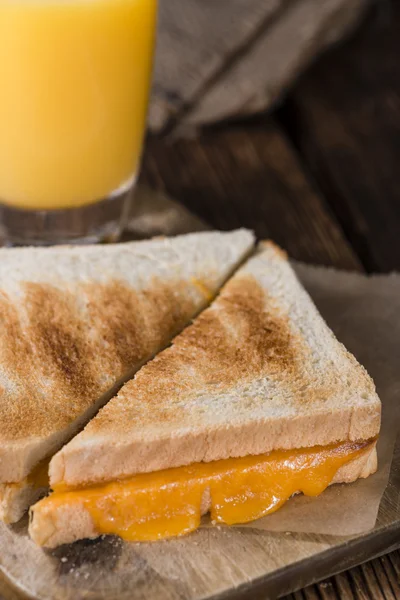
[
  {"x1": 141, "y1": 119, "x2": 360, "y2": 270},
  {"x1": 290, "y1": 551, "x2": 400, "y2": 600},
  {"x1": 280, "y1": 2, "x2": 400, "y2": 273}
]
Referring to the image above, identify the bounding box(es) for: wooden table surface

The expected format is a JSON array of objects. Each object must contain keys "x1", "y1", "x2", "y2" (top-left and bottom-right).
[{"x1": 140, "y1": 3, "x2": 400, "y2": 598}]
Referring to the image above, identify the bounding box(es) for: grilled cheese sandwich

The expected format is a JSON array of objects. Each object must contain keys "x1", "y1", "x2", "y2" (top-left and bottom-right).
[{"x1": 30, "y1": 241, "x2": 381, "y2": 547}]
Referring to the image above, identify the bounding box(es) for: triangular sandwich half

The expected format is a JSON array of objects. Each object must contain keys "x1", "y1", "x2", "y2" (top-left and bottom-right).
[
  {"x1": 0, "y1": 229, "x2": 254, "y2": 523},
  {"x1": 30, "y1": 242, "x2": 380, "y2": 547}
]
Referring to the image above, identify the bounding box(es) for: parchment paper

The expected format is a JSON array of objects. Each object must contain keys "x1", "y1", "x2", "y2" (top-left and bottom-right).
[{"x1": 0, "y1": 188, "x2": 398, "y2": 599}]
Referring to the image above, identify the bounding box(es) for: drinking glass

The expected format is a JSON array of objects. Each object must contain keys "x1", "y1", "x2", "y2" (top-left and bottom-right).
[{"x1": 0, "y1": 0, "x2": 157, "y2": 245}]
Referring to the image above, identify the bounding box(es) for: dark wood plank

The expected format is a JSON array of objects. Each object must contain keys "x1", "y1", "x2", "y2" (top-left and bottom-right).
[
  {"x1": 287, "y1": 555, "x2": 400, "y2": 600},
  {"x1": 383, "y1": 551, "x2": 400, "y2": 596},
  {"x1": 280, "y1": 3, "x2": 400, "y2": 273},
  {"x1": 281, "y1": 488, "x2": 400, "y2": 600},
  {"x1": 367, "y1": 556, "x2": 399, "y2": 599},
  {"x1": 141, "y1": 118, "x2": 360, "y2": 270}
]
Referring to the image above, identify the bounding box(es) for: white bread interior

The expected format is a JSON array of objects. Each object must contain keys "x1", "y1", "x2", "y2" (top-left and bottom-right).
[
  {"x1": 0, "y1": 481, "x2": 47, "y2": 524},
  {"x1": 49, "y1": 242, "x2": 381, "y2": 489},
  {"x1": 29, "y1": 443, "x2": 377, "y2": 548},
  {"x1": 0, "y1": 230, "x2": 254, "y2": 515}
]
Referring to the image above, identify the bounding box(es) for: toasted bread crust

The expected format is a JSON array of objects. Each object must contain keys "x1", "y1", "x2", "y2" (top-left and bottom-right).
[
  {"x1": 50, "y1": 243, "x2": 381, "y2": 488},
  {"x1": 30, "y1": 444, "x2": 377, "y2": 548}
]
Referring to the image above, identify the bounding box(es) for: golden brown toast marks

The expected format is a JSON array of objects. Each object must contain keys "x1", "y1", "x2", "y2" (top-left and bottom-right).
[
  {"x1": 90, "y1": 274, "x2": 309, "y2": 436},
  {"x1": 0, "y1": 278, "x2": 198, "y2": 442}
]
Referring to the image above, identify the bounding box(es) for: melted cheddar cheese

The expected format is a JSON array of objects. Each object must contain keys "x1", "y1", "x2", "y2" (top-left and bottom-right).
[{"x1": 46, "y1": 440, "x2": 372, "y2": 542}]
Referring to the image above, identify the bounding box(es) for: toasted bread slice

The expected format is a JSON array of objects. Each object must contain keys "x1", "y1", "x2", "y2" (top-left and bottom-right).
[
  {"x1": 49, "y1": 242, "x2": 381, "y2": 490},
  {"x1": 0, "y1": 229, "x2": 254, "y2": 522}
]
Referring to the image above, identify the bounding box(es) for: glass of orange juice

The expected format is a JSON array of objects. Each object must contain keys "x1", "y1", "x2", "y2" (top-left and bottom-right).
[{"x1": 0, "y1": 0, "x2": 157, "y2": 245}]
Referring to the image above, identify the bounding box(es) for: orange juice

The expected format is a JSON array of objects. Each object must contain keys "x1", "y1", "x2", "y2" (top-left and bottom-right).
[{"x1": 0, "y1": 0, "x2": 157, "y2": 210}]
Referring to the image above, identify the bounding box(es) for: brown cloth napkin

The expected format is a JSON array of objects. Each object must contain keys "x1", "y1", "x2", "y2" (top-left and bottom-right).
[{"x1": 149, "y1": 0, "x2": 371, "y2": 134}]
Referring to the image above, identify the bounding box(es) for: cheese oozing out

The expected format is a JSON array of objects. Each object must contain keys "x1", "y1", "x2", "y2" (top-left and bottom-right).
[{"x1": 36, "y1": 440, "x2": 374, "y2": 542}]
